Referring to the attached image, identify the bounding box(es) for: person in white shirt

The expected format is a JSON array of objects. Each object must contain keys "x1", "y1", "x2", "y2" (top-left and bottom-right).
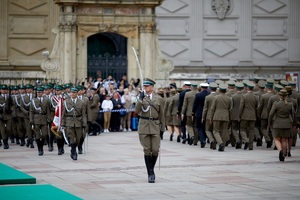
[
  {"x1": 101, "y1": 94, "x2": 113, "y2": 132},
  {"x1": 94, "y1": 77, "x2": 102, "y2": 89}
]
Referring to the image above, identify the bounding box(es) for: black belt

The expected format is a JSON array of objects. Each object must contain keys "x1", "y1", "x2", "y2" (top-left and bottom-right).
[{"x1": 140, "y1": 116, "x2": 158, "y2": 121}]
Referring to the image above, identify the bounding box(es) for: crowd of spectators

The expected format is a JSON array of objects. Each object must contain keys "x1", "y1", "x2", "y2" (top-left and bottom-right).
[{"x1": 86, "y1": 74, "x2": 141, "y2": 134}]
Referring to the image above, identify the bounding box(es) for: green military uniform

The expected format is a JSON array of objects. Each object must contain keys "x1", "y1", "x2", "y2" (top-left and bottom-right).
[
  {"x1": 202, "y1": 82, "x2": 218, "y2": 149},
  {"x1": 210, "y1": 84, "x2": 232, "y2": 151},
  {"x1": 29, "y1": 87, "x2": 51, "y2": 156},
  {"x1": 43, "y1": 85, "x2": 55, "y2": 152},
  {"x1": 182, "y1": 85, "x2": 198, "y2": 145},
  {"x1": 62, "y1": 87, "x2": 87, "y2": 160},
  {"x1": 239, "y1": 82, "x2": 259, "y2": 150},
  {"x1": 268, "y1": 89, "x2": 293, "y2": 162},
  {"x1": 257, "y1": 84, "x2": 274, "y2": 148},
  {"x1": 230, "y1": 82, "x2": 244, "y2": 149},
  {"x1": 0, "y1": 85, "x2": 13, "y2": 149},
  {"x1": 253, "y1": 80, "x2": 266, "y2": 146},
  {"x1": 51, "y1": 85, "x2": 65, "y2": 155},
  {"x1": 169, "y1": 89, "x2": 181, "y2": 142},
  {"x1": 135, "y1": 78, "x2": 164, "y2": 183},
  {"x1": 13, "y1": 86, "x2": 26, "y2": 146}
]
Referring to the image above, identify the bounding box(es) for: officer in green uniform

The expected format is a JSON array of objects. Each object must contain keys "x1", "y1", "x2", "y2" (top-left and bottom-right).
[
  {"x1": 135, "y1": 78, "x2": 165, "y2": 183},
  {"x1": 0, "y1": 85, "x2": 13, "y2": 149},
  {"x1": 210, "y1": 83, "x2": 232, "y2": 151},
  {"x1": 202, "y1": 82, "x2": 218, "y2": 150},
  {"x1": 268, "y1": 89, "x2": 293, "y2": 162},
  {"x1": 29, "y1": 87, "x2": 51, "y2": 156},
  {"x1": 230, "y1": 82, "x2": 244, "y2": 149},
  {"x1": 239, "y1": 82, "x2": 259, "y2": 150},
  {"x1": 182, "y1": 83, "x2": 198, "y2": 145},
  {"x1": 62, "y1": 87, "x2": 87, "y2": 160}
]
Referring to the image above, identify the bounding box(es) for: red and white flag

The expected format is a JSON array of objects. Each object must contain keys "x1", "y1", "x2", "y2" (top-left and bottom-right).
[{"x1": 51, "y1": 96, "x2": 63, "y2": 137}]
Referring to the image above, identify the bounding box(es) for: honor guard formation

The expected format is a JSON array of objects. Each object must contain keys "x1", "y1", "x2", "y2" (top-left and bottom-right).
[{"x1": 0, "y1": 76, "x2": 299, "y2": 183}]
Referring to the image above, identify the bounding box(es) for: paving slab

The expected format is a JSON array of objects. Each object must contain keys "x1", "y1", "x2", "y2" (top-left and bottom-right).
[{"x1": 1, "y1": 131, "x2": 300, "y2": 200}]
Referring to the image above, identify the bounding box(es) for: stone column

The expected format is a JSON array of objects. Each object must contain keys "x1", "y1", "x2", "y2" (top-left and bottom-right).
[
  {"x1": 0, "y1": 0, "x2": 8, "y2": 65},
  {"x1": 61, "y1": 5, "x2": 77, "y2": 83},
  {"x1": 139, "y1": 21, "x2": 156, "y2": 80}
]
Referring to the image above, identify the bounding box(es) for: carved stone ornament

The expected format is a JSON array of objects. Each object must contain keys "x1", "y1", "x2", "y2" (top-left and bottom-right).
[
  {"x1": 139, "y1": 22, "x2": 156, "y2": 33},
  {"x1": 99, "y1": 23, "x2": 119, "y2": 32},
  {"x1": 211, "y1": 0, "x2": 232, "y2": 20},
  {"x1": 40, "y1": 27, "x2": 60, "y2": 72}
]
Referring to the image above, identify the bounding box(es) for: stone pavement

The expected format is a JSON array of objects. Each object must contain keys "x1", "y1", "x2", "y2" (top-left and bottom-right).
[{"x1": 1, "y1": 131, "x2": 300, "y2": 200}]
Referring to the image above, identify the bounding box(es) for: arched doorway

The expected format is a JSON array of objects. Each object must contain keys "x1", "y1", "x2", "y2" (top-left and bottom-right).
[{"x1": 87, "y1": 32, "x2": 127, "y2": 81}]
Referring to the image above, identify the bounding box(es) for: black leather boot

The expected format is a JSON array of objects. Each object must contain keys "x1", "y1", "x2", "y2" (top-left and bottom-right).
[
  {"x1": 15, "y1": 135, "x2": 20, "y2": 145},
  {"x1": 36, "y1": 139, "x2": 43, "y2": 156},
  {"x1": 57, "y1": 139, "x2": 63, "y2": 155},
  {"x1": 218, "y1": 143, "x2": 225, "y2": 152},
  {"x1": 144, "y1": 155, "x2": 154, "y2": 183},
  {"x1": 10, "y1": 135, "x2": 15, "y2": 143},
  {"x1": 47, "y1": 134, "x2": 54, "y2": 152},
  {"x1": 20, "y1": 137, "x2": 25, "y2": 146},
  {"x1": 3, "y1": 139, "x2": 9, "y2": 149},
  {"x1": 30, "y1": 138, "x2": 34, "y2": 148},
  {"x1": 151, "y1": 155, "x2": 158, "y2": 182},
  {"x1": 160, "y1": 131, "x2": 164, "y2": 140},
  {"x1": 70, "y1": 144, "x2": 77, "y2": 160},
  {"x1": 78, "y1": 137, "x2": 84, "y2": 154}
]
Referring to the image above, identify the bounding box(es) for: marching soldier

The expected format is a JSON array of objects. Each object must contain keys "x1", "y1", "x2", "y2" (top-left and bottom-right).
[
  {"x1": 202, "y1": 82, "x2": 218, "y2": 150},
  {"x1": 230, "y1": 82, "x2": 244, "y2": 149},
  {"x1": 135, "y1": 78, "x2": 164, "y2": 183},
  {"x1": 51, "y1": 85, "x2": 65, "y2": 155},
  {"x1": 21, "y1": 84, "x2": 35, "y2": 148},
  {"x1": 257, "y1": 83, "x2": 274, "y2": 148},
  {"x1": 268, "y1": 89, "x2": 293, "y2": 162},
  {"x1": 0, "y1": 85, "x2": 13, "y2": 149},
  {"x1": 29, "y1": 87, "x2": 51, "y2": 156},
  {"x1": 61, "y1": 87, "x2": 87, "y2": 160},
  {"x1": 44, "y1": 85, "x2": 55, "y2": 152},
  {"x1": 210, "y1": 84, "x2": 232, "y2": 151},
  {"x1": 178, "y1": 81, "x2": 191, "y2": 144},
  {"x1": 239, "y1": 82, "x2": 259, "y2": 150},
  {"x1": 10, "y1": 86, "x2": 19, "y2": 144},
  {"x1": 13, "y1": 85, "x2": 26, "y2": 146},
  {"x1": 182, "y1": 84, "x2": 198, "y2": 145},
  {"x1": 192, "y1": 83, "x2": 210, "y2": 148},
  {"x1": 170, "y1": 88, "x2": 182, "y2": 142},
  {"x1": 253, "y1": 80, "x2": 266, "y2": 146},
  {"x1": 285, "y1": 86, "x2": 298, "y2": 157},
  {"x1": 164, "y1": 89, "x2": 175, "y2": 141}
]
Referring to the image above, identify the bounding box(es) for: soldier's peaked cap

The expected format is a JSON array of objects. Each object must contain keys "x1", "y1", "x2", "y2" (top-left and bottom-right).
[
  {"x1": 70, "y1": 87, "x2": 78, "y2": 93},
  {"x1": 209, "y1": 82, "x2": 218, "y2": 89},
  {"x1": 219, "y1": 83, "x2": 227, "y2": 91},
  {"x1": 143, "y1": 78, "x2": 155, "y2": 86},
  {"x1": 183, "y1": 81, "x2": 191, "y2": 86},
  {"x1": 36, "y1": 87, "x2": 44, "y2": 92}
]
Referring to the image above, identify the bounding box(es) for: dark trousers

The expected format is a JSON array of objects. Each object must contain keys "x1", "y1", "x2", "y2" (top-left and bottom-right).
[
  {"x1": 196, "y1": 117, "x2": 206, "y2": 144},
  {"x1": 110, "y1": 112, "x2": 120, "y2": 131},
  {"x1": 180, "y1": 115, "x2": 187, "y2": 139}
]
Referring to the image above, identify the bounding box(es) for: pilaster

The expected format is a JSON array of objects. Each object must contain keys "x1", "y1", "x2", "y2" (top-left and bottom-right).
[
  {"x1": 0, "y1": 0, "x2": 8, "y2": 64},
  {"x1": 239, "y1": 0, "x2": 252, "y2": 62},
  {"x1": 288, "y1": 0, "x2": 300, "y2": 62}
]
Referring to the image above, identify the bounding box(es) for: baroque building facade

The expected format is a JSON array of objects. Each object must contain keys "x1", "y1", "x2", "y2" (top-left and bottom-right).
[
  {"x1": 156, "y1": 0, "x2": 300, "y2": 84},
  {"x1": 0, "y1": 0, "x2": 299, "y2": 87}
]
